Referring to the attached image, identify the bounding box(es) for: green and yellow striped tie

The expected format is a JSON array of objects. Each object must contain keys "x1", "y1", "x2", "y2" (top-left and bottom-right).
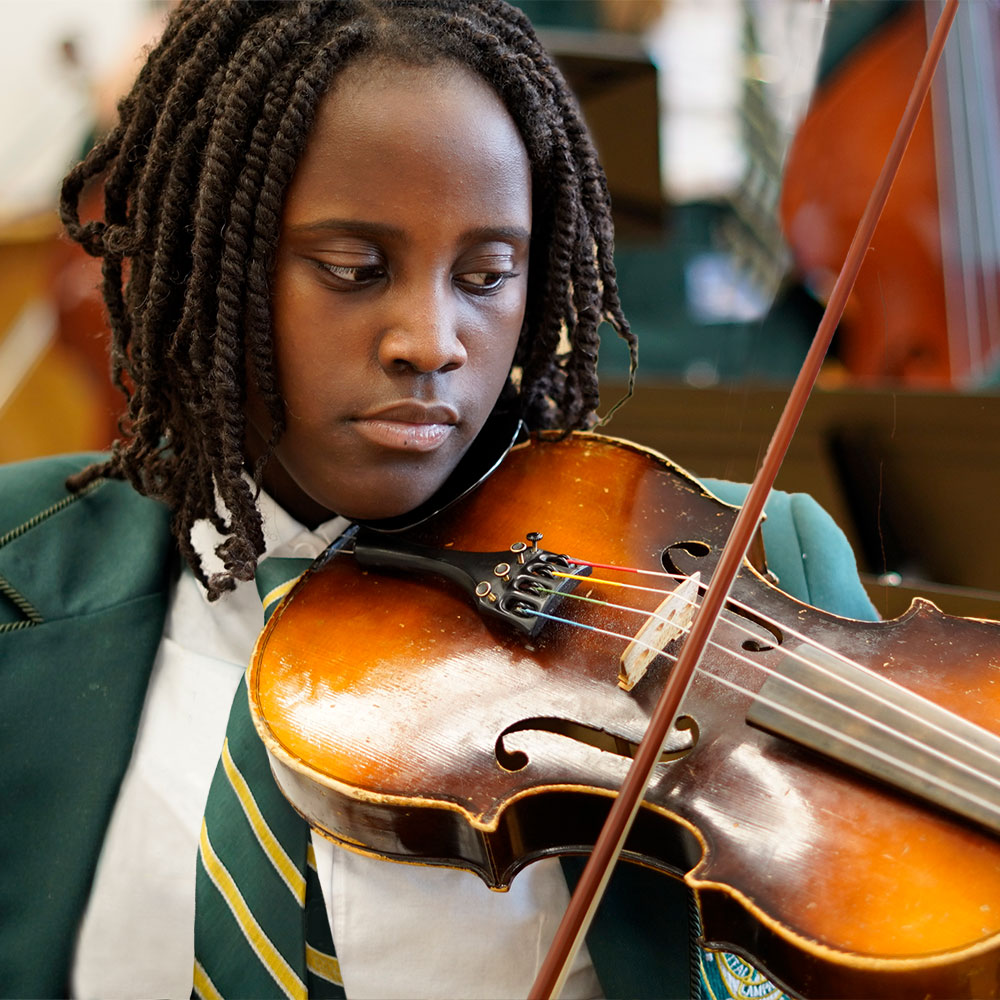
[{"x1": 193, "y1": 556, "x2": 345, "y2": 1000}]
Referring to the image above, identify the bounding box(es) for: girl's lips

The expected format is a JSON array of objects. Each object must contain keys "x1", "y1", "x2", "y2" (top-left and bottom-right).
[
  {"x1": 353, "y1": 400, "x2": 460, "y2": 451},
  {"x1": 352, "y1": 418, "x2": 455, "y2": 451}
]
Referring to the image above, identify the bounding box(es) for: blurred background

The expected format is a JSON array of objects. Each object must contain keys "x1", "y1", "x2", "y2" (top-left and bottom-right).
[{"x1": 1, "y1": 0, "x2": 997, "y2": 620}]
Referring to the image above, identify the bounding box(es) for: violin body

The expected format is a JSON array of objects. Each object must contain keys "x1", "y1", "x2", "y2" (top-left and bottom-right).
[{"x1": 250, "y1": 432, "x2": 1000, "y2": 999}]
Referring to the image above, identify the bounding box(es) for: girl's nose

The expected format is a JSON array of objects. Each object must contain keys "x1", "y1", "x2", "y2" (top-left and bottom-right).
[{"x1": 377, "y1": 282, "x2": 468, "y2": 375}]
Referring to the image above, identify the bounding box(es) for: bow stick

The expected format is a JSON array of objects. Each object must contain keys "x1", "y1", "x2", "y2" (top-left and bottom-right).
[{"x1": 529, "y1": 2, "x2": 961, "y2": 996}]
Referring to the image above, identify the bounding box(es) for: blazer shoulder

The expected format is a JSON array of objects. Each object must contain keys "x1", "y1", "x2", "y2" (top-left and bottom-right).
[
  {"x1": 0, "y1": 453, "x2": 126, "y2": 534},
  {"x1": 0, "y1": 452, "x2": 168, "y2": 534},
  {"x1": 700, "y1": 478, "x2": 877, "y2": 621},
  {"x1": 0, "y1": 453, "x2": 173, "y2": 622}
]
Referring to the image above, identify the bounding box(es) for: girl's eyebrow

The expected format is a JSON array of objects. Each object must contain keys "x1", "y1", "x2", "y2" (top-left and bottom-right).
[
  {"x1": 287, "y1": 218, "x2": 404, "y2": 238},
  {"x1": 287, "y1": 218, "x2": 530, "y2": 245},
  {"x1": 461, "y1": 224, "x2": 532, "y2": 245}
]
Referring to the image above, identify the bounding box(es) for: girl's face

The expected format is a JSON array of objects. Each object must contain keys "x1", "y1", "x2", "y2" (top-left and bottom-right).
[{"x1": 246, "y1": 58, "x2": 532, "y2": 526}]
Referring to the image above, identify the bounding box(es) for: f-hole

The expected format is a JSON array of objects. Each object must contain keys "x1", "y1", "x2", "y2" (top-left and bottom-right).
[
  {"x1": 661, "y1": 541, "x2": 783, "y2": 652},
  {"x1": 496, "y1": 715, "x2": 699, "y2": 772},
  {"x1": 661, "y1": 541, "x2": 710, "y2": 575}
]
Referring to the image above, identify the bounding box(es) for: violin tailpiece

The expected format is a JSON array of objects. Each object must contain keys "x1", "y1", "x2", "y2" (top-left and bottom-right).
[{"x1": 351, "y1": 527, "x2": 591, "y2": 637}]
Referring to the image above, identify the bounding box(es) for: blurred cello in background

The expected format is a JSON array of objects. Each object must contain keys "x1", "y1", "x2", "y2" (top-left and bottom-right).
[{"x1": 781, "y1": 0, "x2": 1000, "y2": 387}]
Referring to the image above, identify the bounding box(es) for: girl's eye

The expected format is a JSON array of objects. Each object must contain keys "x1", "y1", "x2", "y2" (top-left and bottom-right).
[
  {"x1": 457, "y1": 271, "x2": 517, "y2": 293},
  {"x1": 320, "y1": 262, "x2": 385, "y2": 287}
]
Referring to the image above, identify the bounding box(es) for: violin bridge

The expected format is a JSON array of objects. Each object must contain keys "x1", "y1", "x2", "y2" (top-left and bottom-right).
[{"x1": 619, "y1": 573, "x2": 700, "y2": 692}]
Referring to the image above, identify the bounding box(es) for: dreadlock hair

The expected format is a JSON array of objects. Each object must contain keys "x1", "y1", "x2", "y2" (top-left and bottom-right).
[{"x1": 59, "y1": 0, "x2": 637, "y2": 599}]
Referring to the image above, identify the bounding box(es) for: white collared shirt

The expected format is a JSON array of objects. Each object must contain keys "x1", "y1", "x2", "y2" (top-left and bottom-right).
[{"x1": 72, "y1": 493, "x2": 602, "y2": 1000}]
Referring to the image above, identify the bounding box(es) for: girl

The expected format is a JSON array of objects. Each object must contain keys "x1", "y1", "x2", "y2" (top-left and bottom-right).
[{"x1": 0, "y1": 2, "x2": 874, "y2": 998}]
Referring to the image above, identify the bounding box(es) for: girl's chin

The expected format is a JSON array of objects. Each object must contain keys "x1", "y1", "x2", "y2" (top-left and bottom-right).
[{"x1": 307, "y1": 466, "x2": 459, "y2": 525}]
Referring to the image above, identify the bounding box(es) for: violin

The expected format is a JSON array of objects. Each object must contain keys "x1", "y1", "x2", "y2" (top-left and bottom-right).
[{"x1": 249, "y1": 429, "x2": 1000, "y2": 1000}]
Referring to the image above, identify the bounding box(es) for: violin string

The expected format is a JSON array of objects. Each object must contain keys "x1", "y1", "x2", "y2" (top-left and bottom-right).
[
  {"x1": 536, "y1": 589, "x2": 991, "y2": 782},
  {"x1": 566, "y1": 557, "x2": 673, "y2": 578},
  {"x1": 558, "y1": 563, "x2": 1000, "y2": 773},
  {"x1": 529, "y1": 601, "x2": 1000, "y2": 817},
  {"x1": 552, "y1": 568, "x2": 1000, "y2": 775},
  {"x1": 552, "y1": 595, "x2": 1000, "y2": 814},
  {"x1": 530, "y1": 583, "x2": 1000, "y2": 804}
]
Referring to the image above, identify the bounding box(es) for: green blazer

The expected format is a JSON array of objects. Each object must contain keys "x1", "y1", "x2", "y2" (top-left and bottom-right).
[{"x1": 0, "y1": 453, "x2": 874, "y2": 999}]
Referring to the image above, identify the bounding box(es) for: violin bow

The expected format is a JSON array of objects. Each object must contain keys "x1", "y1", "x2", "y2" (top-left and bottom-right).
[{"x1": 529, "y1": 2, "x2": 961, "y2": 996}]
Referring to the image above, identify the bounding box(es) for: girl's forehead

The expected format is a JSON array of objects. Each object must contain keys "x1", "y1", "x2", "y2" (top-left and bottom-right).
[
  {"x1": 306, "y1": 58, "x2": 525, "y2": 171},
  {"x1": 284, "y1": 54, "x2": 531, "y2": 233}
]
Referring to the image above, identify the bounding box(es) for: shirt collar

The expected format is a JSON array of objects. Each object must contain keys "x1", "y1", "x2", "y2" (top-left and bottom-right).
[{"x1": 188, "y1": 484, "x2": 351, "y2": 604}]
